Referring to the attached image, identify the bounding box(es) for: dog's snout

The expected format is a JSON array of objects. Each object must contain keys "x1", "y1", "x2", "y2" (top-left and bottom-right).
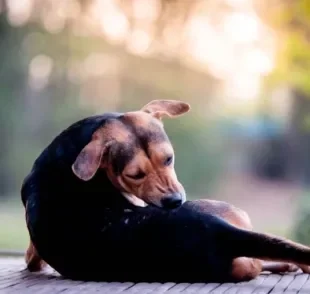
[{"x1": 161, "y1": 193, "x2": 183, "y2": 209}]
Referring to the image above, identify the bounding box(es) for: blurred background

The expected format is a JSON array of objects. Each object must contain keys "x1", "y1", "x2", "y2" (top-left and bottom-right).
[{"x1": 1, "y1": 0, "x2": 310, "y2": 252}]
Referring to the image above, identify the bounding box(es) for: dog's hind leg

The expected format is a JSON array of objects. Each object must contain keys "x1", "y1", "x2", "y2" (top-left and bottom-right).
[
  {"x1": 261, "y1": 261, "x2": 298, "y2": 273},
  {"x1": 230, "y1": 258, "x2": 298, "y2": 281},
  {"x1": 188, "y1": 200, "x2": 299, "y2": 275}
]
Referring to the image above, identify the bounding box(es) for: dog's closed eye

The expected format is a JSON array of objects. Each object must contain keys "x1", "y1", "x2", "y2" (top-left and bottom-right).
[{"x1": 125, "y1": 171, "x2": 146, "y2": 180}]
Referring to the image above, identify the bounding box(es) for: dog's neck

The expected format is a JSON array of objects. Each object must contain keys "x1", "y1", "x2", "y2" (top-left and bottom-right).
[{"x1": 121, "y1": 192, "x2": 148, "y2": 207}]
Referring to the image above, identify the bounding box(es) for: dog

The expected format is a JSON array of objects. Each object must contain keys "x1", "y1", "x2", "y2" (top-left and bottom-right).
[{"x1": 22, "y1": 100, "x2": 310, "y2": 282}]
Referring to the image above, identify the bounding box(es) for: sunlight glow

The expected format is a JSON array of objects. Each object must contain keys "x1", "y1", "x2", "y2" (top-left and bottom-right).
[
  {"x1": 132, "y1": 0, "x2": 159, "y2": 21},
  {"x1": 225, "y1": 0, "x2": 249, "y2": 6},
  {"x1": 184, "y1": 17, "x2": 233, "y2": 78},
  {"x1": 7, "y1": 0, "x2": 32, "y2": 27},
  {"x1": 181, "y1": 7, "x2": 275, "y2": 104},
  {"x1": 92, "y1": 0, "x2": 129, "y2": 43},
  {"x1": 227, "y1": 75, "x2": 261, "y2": 102},
  {"x1": 243, "y1": 49, "x2": 274, "y2": 75},
  {"x1": 56, "y1": 0, "x2": 81, "y2": 20},
  {"x1": 126, "y1": 29, "x2": 152, "y2": 55},
  {"x1": 42, "y1": 12, "x2": 65, "y2": 34},
  {"x1": 4, "y1": 0, "x2": 276, "y2": 108},
  {"x1": 223, "y1": 13, "x2": 259, "y2": 43},
  {"x1": 28, "y1": 55, "x2": 54, "y2": 91},
  {"x1": 101, "y1": 13, "x2": 129, "y2": 43}
]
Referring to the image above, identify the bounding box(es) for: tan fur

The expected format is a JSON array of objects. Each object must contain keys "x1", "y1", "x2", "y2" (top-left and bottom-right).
[
  {"x1": 123, "y1": 111, "x2": 157, "y2": 128},
  {"x1": 141, "y1": 100, "x2": 190, "y2": 120},
  {"x1": 72, "y1": 120, "x2": 132, "y2": 181},
  {"x1": 115, "y1": 142, "x2": 183, "y2": 207},
  {"x1": 72, "y1": 101, "x2": 190, "y2": 207},
  {"x1": 25, "y1": 241, "x2": 46, "y2": 272}
]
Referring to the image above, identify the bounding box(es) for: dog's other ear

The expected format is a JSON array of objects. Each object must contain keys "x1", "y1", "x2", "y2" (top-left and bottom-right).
[
  {"x1": 141, "y1": 100, "x2": 190, "y2": 120},
  {"x1": 72, "y1": 136, "x2": 111, "y2": 181}
]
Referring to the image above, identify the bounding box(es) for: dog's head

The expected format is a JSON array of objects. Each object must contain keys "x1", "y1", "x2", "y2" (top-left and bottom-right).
[{"x1": 72, "y1": 100, "x2": 190, "y2": 209}]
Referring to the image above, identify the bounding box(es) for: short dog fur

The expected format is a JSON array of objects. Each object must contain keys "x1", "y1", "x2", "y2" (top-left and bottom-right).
[{"x1": 22, "y1": 100, "x2": 310, "y2": 282}]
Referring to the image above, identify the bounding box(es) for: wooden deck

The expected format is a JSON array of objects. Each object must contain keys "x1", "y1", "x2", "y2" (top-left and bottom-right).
[{"x1": 1, "y1": 258, "x2": 310, "y2": 294}]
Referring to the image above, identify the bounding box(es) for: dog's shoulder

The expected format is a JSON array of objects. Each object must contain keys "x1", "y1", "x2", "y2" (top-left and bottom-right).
[{"x1": 21, "y1": 112, "x2": 122, "y2": 203}]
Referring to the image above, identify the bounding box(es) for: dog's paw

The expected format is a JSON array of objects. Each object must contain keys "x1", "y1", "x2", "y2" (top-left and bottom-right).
[
  {"x1": 27, "y1": 259, "x2": 47, "y2": 272},
  {"x1": 285, "y1": 264, "x2": 299, "y2": 272},
  {"x1": 25, "y1": 242, "x2": 46, "y2": 272},
  {"x1": 297, "y1": 264, "x2": 310, "y2": 274}
]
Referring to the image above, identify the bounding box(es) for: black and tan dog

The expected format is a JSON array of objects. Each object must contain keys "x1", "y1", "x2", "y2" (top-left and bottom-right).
[{"x1": 22, "y1": 100, "x2": 310, "y2": 282}]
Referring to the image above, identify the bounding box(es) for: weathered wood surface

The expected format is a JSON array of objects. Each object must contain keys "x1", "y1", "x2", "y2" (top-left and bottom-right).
[{"x1": 0, "y1": 258, "x2": 309, "y2": 294}]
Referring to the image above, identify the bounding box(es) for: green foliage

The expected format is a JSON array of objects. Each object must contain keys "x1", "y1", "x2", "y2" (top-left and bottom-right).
[
  {"x1": 164, "y1": 114, "x2": 226, "y2": 197},
  {"x1": 260, "y1": 0, "x2": 310, "y2": 242},
  {"x1": 262, "y1": 0, "x2": 310, "y2": 95},
  {"x1": 0, "y1": 201, "x2": 28, "y2": 250}
]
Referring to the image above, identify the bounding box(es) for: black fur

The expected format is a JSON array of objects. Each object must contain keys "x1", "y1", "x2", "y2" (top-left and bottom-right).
[
  {"x1": 109, "y1": 142, "x2": 136, "y2": 175},
  {"x1": 22, "y1": 113, "x2": 310, "y2": 283}
]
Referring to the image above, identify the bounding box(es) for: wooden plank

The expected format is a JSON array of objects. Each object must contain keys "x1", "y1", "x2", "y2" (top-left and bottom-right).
[
  {"x1": 123, "y1": 282, "x2": 162, "y2": 294},
  {"x1": 210, "y1": 283, "x2": 235, "y2": 293},
  {"x1": 182, "y1": 283, "x2": 206, "y2": 293},
  {"x1": 250, "y1": 274, "x2": 282, "y2": 294},
  {"x1": 93, "y1": 281, "x2": 134, "y2": 293},
  {"x1": 225, "y1": 274, "x2": 268, "y2": 294},
  {"x1": 196, "y1": 283, "x2": 221, "y2": 293},
  {"x1": 269, "y1": 274, "x2": 296, "y2": 294},
  {"x1": 165, "y1": 283, "x2": 191, "y2": 293},
  {"x1": 1, "y1": 258, "x2": 310, "y2": 294},
  {"x1": 299, "y1": 275, "x2": 310, "y2": 294},
  {"x1": 150, "y1": 283, "x2": 176, "y2": 294},
  {"x1": 284, "y1": 273, "x2": 309, "y2": 294}
]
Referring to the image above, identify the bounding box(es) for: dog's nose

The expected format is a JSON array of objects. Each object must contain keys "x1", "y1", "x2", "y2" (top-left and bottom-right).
[{"x1": 161, "y1": 193, "x2": 183, "y2": 209}]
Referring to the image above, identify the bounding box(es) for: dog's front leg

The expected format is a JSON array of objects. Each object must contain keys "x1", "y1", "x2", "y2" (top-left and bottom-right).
[{"x1": 25, "y1": 241, "x2": 46, "y2": 272}]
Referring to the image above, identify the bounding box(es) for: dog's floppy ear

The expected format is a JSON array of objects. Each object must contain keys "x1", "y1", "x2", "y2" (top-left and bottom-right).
[
  {"x1": 141, "y1": 100, "x2": 190, "y2": 120},
  {"x1": 72, "y1": 134, "x2": 112, "y2": 181}
]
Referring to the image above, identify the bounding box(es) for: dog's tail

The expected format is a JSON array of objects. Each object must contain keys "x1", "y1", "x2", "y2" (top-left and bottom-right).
[{"x1": 225, "y1": 225, "x2": 310, "y2": 266}]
